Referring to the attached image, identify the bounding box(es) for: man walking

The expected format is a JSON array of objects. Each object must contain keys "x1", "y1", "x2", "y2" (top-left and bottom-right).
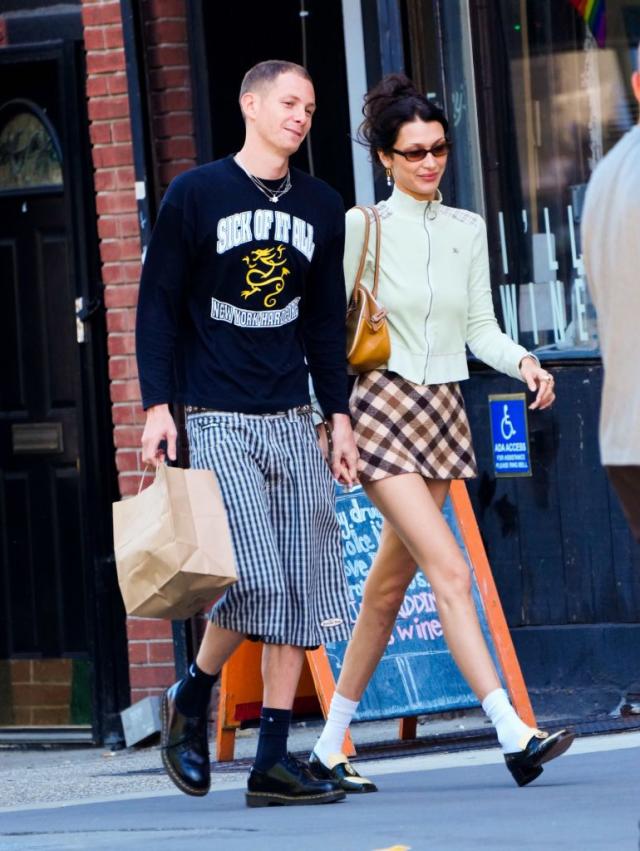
[
  {"x1": 136, "y1": 60, "x2": 358, "y2": 807},
  {"x1": 581, "y1": 44, "x2": 640, "y2": 542}
]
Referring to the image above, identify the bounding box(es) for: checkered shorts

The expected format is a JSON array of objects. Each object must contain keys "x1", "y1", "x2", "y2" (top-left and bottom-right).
[
  {"x1": 350, "y1": 370, "x2": 477, "y2": 482},
  {"x1": 186, "y1": 408, "x2": 352, "y2": 648}
]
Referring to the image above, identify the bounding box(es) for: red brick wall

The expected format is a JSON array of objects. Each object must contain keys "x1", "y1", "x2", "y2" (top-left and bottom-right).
[
  {"x1": 81, "y1": 0, "x2": 198, "y2": 703},
  {"x1": 8, "y1": 660, "x2": 74, "y2": 726},
  {"x1": 143, "y1": 0, "x2": 197, "y2": 187}
]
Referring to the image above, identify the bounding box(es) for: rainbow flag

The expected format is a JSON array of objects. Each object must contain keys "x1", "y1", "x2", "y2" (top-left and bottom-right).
[{"x1": 570, "y1": 0, "x2": 606, "y2": 47}]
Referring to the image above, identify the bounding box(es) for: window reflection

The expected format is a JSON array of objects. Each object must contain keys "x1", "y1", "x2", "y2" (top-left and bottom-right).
[
  {"x1": 490, "y1": 0, "x2": 640, "y2": 359},
  {"x1": 0, "y1": 108, "x2": 63, "y2": 191}
]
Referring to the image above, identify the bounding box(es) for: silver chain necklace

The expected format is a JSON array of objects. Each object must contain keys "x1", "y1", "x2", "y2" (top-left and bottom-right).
[{"x1": 235, "y1": 157, "x2": 292, "y2": 203}]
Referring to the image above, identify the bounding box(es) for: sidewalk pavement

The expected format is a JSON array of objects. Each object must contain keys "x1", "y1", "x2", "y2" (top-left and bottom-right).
[
  {"x1": 0, "y1": 731, "x2": 638, "y2": 850},
  {"x1": 0, "y1": 712, "x2": 488, "y2": 809}
]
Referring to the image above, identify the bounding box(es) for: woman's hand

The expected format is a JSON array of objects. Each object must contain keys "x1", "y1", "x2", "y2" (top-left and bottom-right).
[
  {"x1": 316, "y1": 421, "x2": 331, "y2": 461},
  {"x1": 519, "y1": 356, "x2": 556, "y2": 410}
]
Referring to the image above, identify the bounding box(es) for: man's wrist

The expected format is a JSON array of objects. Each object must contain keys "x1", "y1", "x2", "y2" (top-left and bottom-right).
[
  {"x1": 329, "y1": 412, "x2": 351, "y2": 429},
  {"x1": 146, "y1": 403, "x2": 171, "y2": 416}
]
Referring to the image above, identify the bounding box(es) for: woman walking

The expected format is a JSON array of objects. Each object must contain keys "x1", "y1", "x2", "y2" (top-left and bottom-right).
[{"x1": 310, "y1": 74, "x2": 574, "y2": 792}]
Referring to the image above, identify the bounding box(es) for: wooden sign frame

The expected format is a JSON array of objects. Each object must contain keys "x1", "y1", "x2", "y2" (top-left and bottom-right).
[{"x1": 215, "y1": 480, "x2": 535, "y2": 761}]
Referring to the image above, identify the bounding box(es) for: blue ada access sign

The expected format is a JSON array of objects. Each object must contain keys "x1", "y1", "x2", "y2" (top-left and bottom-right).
[{"x1": 488, "y1": 393, "x2": 532, "y2": 477}]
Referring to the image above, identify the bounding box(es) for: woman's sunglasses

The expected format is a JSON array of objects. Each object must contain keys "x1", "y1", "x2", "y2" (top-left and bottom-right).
[{"x1": 391, "y1": 141, "x2": 452, "y2": 162}]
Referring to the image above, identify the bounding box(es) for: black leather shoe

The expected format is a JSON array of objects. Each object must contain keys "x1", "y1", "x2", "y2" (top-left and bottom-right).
[
  {"x1": 309, "y1": 751, "x2": 378, "y2": 793},
  {"x1": 246, "y1": 754, "x2": 346, "y2": 807},
  {"x1": 160, "y1": 682, "x2": 210, "y2": 796},
  {"x1": 505, "y1": 728, "x2": 575, "y2": 787}
]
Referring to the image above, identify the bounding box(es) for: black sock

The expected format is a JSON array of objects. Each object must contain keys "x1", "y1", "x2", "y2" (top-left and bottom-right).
[
  {"x1": 253, "y1": 707, "x2": 292, "y2": 772},
  {"x1": 174, "y1": 662, "x2": 218, "y2": 717}
]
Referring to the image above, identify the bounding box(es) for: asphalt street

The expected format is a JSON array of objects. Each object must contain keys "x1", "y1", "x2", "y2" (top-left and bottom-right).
[{"x1": 0, "y1": 732, "x2": 638, "y2": 851}]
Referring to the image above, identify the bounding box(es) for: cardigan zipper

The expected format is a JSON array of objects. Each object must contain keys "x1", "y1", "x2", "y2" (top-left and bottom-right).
[{"x1": 422, "y1": 207, "x2": 434, "y2": 383}]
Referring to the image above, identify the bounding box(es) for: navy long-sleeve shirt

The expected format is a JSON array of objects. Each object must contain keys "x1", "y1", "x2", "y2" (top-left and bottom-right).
[{"x1": 136, "y1": 156, "x2": 349, "y2": 416}]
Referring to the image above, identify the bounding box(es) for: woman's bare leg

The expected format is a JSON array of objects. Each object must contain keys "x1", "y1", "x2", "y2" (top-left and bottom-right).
[
  {"x1": 311, "y1": 506, "x2": 420, "y2": 770},
  {"x1": 364, "y1": 473, "x2": 500, "y2": 700},
  {"x1": 336, "y1": 518, "x2": 417, "y2": 701},
  {"x1": 313, "y1": 473, "x2": 499, "y2": 767},
  {"x1": 315, "y1": 473, "x2": 571, "y2": 782}
]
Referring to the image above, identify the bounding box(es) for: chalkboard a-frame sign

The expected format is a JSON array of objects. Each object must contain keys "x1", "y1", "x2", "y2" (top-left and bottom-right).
[{"x1": 306, "y1": 480, "x2": 535, "y2": 737}]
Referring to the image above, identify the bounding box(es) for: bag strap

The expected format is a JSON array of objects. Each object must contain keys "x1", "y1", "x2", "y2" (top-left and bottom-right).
[
  {"x1": 353, "y1": 205, "x2": 371, "y2": 291},
  {"x1": 354, "y1": 205, "x2": 382, "y2": 299},
  {"x1": 138, "y1": 463, "x2": 161, "y2": 494}
]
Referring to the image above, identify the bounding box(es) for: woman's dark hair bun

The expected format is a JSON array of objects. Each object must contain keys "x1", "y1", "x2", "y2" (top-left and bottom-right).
[
  {"x1": 359, "y1": 73, "x2": 449, "y2": 162},
  {"x1": 364, "y1": 73, "x2": 420, "y2": 118}
]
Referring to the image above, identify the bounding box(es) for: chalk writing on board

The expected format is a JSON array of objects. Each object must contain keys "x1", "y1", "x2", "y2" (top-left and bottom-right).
[{"x1": 326, "y1": 485, "x2": 502, "y2": 721}]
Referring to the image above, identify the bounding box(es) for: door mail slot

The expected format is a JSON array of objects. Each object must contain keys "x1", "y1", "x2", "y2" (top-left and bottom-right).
[{"x1": 11, "y1": 422, "x2": 64, "y2": 454}]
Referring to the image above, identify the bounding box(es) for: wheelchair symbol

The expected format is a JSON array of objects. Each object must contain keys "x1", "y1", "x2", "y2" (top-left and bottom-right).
[{"x1": 500, "y1": 404, "x2": 516, "y2": 440}]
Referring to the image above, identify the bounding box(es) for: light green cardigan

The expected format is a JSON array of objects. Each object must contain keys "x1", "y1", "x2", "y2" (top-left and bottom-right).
[{"x1": 345, "y1": 186, "x2": 531, "y2": 385}]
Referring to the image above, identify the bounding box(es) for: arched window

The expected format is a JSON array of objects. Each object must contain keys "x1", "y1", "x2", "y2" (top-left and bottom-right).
[{"x1": 0, "y1": 100, "x2": 63, "y2": 192}]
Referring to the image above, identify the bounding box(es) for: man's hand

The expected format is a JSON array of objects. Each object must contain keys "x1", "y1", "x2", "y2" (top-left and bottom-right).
[
  {"x1": 141, "y1": 404, "x2": 177, "y2": 466},
  {"x1": 328, "y1": 413, "x2": 359, "y2": 486}
]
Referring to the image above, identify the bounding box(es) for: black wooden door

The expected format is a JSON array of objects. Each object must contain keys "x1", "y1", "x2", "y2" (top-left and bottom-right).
[
  {"x1": 0, "y1": 192, "x2": 89, "y2": 660},
  {"x1": 0, "y1": 51, "x2": 94, "y2": 728},
  {"x1": 0, "y1": 45, "x2": 128, "y2": 740}
]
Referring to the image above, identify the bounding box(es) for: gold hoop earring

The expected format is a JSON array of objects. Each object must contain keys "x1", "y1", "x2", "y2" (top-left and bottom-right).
[{"x1": 385, "y1": 167, "x2": 393, "y2": 187}]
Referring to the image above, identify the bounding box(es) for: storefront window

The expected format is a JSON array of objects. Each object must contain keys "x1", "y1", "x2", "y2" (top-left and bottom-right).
[
  {"x1": 481, "y1": 1, "x2": 639, "y2": 359},
  {"x1": 439, "y1": 1, "x2": 485, "y2": 218}
]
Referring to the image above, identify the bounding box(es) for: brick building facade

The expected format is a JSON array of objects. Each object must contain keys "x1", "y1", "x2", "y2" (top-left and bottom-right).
[
  {"x1": 67, "y1": 0, "x2": 640, "y2": 728},
  {"x1": 81, "y1": 0, "x2": 198, "y2": 707}
]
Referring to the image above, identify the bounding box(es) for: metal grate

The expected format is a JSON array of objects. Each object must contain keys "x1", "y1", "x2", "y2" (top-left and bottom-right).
[{"x1": 107, "y1": 714, "x2": 640, "y2": 776}]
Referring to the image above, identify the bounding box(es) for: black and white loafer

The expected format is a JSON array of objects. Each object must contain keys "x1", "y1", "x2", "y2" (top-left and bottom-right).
[
  {"x1": 505, "y1": 728, "x2": 575, "y2": 787},
  {"x1": 309, "y1": 751, "x2": 378, "y2": 793}
]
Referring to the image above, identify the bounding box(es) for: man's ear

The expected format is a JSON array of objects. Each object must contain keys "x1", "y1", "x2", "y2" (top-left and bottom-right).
[
  {"x1": 632, "y1": 71, "x2": 640, "y2": 105},
  {"x1": 240, "y1": 91, "x2": 258, "y2": 121}
]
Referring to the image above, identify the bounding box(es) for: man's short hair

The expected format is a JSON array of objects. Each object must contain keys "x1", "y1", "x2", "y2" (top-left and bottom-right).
[{"x1": 239, "y1": 60, "x2": 312, "y2": 104}]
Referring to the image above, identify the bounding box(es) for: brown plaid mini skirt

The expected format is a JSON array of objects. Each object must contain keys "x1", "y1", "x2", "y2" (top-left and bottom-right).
[{"x1": 350, "y1": 370, "x2": 478, "y2": 483}]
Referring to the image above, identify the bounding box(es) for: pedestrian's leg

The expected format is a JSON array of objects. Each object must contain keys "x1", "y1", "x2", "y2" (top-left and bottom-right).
[
  {"x1": 309, "y1": 518, "x2": 415, "y2": 792},
  {"x1": 367, "y1": 475, "x2": 502, "y2": 700},
  {"x1": 251, "y1": 644, "x2": 306, "y2": 774},
  {"x1": 171, "y1": 623, "x2": 246, "y2": 719},
  {"x1": 196, "y1": 622, "x2": 246, "y2": 675},
  {"x1": 312, "y1": 475, "x2": 542, "y2": 781},
  {"x1": 160, "y1": 624, "x2": 245, "y2": 798},
  {"x1": 261, "y1": 643, "x2": 306, "y2": 708},
  {"x1": 336, "y1": 520, "x2": 418, "y2": 701},
  {"x1": 366, "y1": 473, "x2": 574, "y2": 784},
  {"x1": 245, "y1": 644, "x2": 346, "y2": 807},
  {"x1": 312, "y1": 520, "x2": 416, "y2": 770}
]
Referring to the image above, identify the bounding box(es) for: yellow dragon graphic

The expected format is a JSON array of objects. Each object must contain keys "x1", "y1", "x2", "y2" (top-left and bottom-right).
[{"x1": 241, "y1": 245, "x2": 290, "y2": 308}]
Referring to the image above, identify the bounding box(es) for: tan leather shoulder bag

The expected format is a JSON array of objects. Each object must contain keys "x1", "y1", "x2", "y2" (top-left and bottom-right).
[{"x1": 345, "y1": 205, "x2": 391, "y2": 373}]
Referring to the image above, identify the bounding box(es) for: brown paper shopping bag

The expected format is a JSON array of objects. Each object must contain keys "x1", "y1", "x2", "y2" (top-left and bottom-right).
[{"x1": 112, "y1": 464, "x2": 237, "y2": 619}]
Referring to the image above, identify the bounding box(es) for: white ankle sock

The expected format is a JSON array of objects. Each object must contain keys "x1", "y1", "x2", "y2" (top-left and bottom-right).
[
  {"x1": 311, "y1": 692, "x2": 359, "y2": 764},
  {"x1": 481, "y1": 688, "x2": 535, "y2": 754}
]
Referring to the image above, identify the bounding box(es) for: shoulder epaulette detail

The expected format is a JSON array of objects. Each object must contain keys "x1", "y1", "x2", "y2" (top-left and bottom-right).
[{"x1": 439, "y1": 205, "x2": 479, "y2": 226}]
